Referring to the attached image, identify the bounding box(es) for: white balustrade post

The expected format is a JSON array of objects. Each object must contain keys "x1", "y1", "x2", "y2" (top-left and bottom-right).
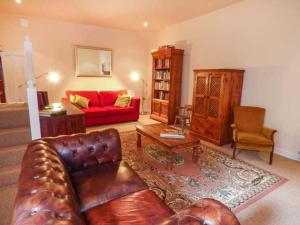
[{"x1": 24, "y1": 35, "x2": 41, "y2": 140}]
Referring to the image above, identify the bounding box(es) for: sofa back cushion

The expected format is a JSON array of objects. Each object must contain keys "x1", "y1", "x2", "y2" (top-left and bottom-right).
[
  {"x1": 12, "y1": 141, "x2": 85, "y2": 225},
  {"x1": 98, "y1": 89, "x2": 127, "y2": 107},
  {"x1": 66, "y1": 90, "x2": 99, "y2": 107},
  {"x1": 43, "y1": 129, "x2": 122, "y2": 172},
  {"x1": 234, "y1": 106, "x2": 265, "y2": 133}
]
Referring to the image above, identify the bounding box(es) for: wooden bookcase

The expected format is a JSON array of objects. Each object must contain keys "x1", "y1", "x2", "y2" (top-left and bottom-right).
[{"x1": 150, "y1": 48, "x2": 184, "y2": 124}]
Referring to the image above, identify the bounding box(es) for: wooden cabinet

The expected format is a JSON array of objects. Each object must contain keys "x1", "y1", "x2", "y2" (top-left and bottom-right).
[
  {"x1": 191, "y1": 69, "x2": 244, "y2": 145},
  {"x1": 40, "y1": 102, "x2": 86, "y2": 137},
  {"x1": 150, "y1": 48, "x2": 184, "y2": 124}
]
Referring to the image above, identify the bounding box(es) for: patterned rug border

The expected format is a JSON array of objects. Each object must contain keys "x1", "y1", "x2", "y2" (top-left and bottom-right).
[
  {"x1": 119, "y1": 130, "x2": 288, "y2": 213},
  {"x1": 233, "y1": 177, "x2": 287, "y2": 213},
  {"x1": 217, "y1": 147, "x2": 289, "y2": 213}
]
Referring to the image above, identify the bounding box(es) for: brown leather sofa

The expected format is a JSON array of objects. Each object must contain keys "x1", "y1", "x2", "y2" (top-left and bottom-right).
[{"x1": 12, "y1": 128, "x2": 240, "y2": 225}]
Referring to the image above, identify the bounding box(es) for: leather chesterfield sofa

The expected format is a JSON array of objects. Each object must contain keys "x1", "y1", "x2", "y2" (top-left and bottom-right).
[{"x1": 12, "y1": 128, "x2": 240, "y2": 225}]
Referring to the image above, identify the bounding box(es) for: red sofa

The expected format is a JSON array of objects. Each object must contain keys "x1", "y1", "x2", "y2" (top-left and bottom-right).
[{"x1": 62, "y1": 89, "x2": 140, "y2": 127}]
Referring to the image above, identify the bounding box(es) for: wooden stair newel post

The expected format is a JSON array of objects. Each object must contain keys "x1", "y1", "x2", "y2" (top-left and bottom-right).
[{"x1": 24, "y1": 36, "x2": 41, "y2": 140}]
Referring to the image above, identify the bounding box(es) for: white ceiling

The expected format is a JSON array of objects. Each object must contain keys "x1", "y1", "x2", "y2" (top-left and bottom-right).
[{"x1": 0, "y1": 0, "x2": 242, "y2": 31}]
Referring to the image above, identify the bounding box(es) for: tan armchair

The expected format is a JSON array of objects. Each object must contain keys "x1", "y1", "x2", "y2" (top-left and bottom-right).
[{"x1": 232, "y1": 106, "x2": 277, "y2": 164}]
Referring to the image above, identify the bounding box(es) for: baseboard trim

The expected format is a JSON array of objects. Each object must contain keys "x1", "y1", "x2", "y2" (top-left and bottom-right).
[{"x1": 274, "y1": 147, "x2": 300, "y2": 162}]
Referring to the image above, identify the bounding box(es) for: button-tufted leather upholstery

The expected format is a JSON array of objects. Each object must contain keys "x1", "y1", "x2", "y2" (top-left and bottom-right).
[
  {"x1": 12, "y1": 140, "x2": 85, "y2": 225},
  {"x1": 42, "y1": 128, "x2": 122, "y2": 172},
  {"x1": 12, "y1": 128, "x2": 240, "y2": 225}
]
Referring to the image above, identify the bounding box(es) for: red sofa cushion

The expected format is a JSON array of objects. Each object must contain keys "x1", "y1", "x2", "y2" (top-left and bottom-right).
[
  {"x1": 66, "y1": 90, "x2": 100, "y2": 107},
  {"x1": 106, "y1": 106, "x2": 135, "y2": 116},
  {"x1": 82, "y1": 107, "x2": 111, "y2": 118},
  {"x1": 98, "y1": 89, "x2": 127, "y2": 107}
]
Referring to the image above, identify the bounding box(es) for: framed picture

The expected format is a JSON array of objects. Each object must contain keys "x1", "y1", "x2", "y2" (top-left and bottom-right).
[{"x1": 75, "y1": 45, "x2": 112, "y2": 77}]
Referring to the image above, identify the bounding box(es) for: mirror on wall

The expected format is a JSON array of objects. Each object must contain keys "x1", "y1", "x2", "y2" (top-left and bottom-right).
[{"x1": 75, "y1": 45, "x2": 112, "y2": 77}]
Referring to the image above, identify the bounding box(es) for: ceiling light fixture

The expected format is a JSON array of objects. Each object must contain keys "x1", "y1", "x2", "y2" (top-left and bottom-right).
[
  {"x1": 16, "y1": 0, "x2": 22, "y2": 4},
  {"x1": 143, "y1": 21, "x2": 148, "y2": 28}
]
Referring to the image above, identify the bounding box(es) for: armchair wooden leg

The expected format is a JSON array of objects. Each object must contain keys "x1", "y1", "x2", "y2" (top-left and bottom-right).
[
  {"x1": 269, "y1": 147, "x2": 274, "y2": 165},
  {"x1": 232, "y1": 144, "x2": 236, "y2": 159},
  {"x1": 174, "y1": 117, "x2": 178, "y2": 126}
]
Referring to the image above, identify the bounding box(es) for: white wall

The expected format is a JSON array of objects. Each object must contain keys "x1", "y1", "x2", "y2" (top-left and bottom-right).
[
  {"x1": 153, "y1": 0, "x2": 300, "y2": 160},
  {"x1": 0, "y1": 13, "x2": 150, "y2": 109}
]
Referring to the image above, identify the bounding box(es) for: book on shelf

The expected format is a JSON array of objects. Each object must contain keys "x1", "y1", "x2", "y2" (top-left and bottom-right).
[
  {"x1": 160, "y1": 128, "x2": 185, "y2": 139},
  {"x1": 155, "y1": 71, "x2": 170, "y2": 80},
  {"x1": 159, "y1": 91, "x2": 164, "y2": 100},
  {"x1": 164, "y1": 93, "x2": 169, "y2": 100},
  {"x1": 156, "y1": 91, "x2": 169, "y2": 101},
  {"x1": 155, "y1": 58, "x2": 170, "y2": 69},
  {"x1": 154, "y1": 80, "x2": 170, "y2": 91},
  {"x1": 164, "y1": 58, "x2": 170, "y2": 68}
]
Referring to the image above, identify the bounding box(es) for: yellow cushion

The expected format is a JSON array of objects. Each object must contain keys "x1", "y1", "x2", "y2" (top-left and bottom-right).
[
  {"x1": 237, "y1": 132, "x2": 273, "y2": 146},
  {"x1": 69, "y1": 94, "x2": 76, "y2": 103},
  {"x1": 74, "y1": 94, "x2": 90, "y2": 108},
  {"x1": 236, "y1": 142, "x2": 273, "y2": 152},
  {"x1": 114, "y1": 95, "x2": 131, "y2": 107},
  {"x1": 125, "y1": 94, "x2": 133, "y2": 106}
]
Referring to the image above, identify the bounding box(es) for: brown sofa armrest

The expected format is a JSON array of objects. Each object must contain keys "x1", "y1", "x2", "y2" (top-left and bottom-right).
[
  {"x1": 262, "y1": 127, "x2": 277, "y2": 140},
  {"x1": 12, "y1": 140, "x2": 85, "y2": 225},
  {"x1": 130, "y1": 97, "x2": 140, "y2": 114},
  {"x1": 159, "y1": 198, "x2": 240, "y2": 225}
]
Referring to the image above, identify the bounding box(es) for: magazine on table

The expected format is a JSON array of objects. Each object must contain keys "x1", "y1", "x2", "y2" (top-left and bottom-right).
[
  {"x1": 160, "y1": 128, "x2": 185, "y2": 139},
  {"x1": 39, "y1": 105, "x2": 67, "y2": 117}
]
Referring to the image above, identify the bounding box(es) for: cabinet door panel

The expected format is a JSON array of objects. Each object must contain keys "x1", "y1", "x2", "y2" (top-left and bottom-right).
[
  {"x1": 160, "y1": 101, "x2": 169, "y2": 119},
  {"x1": 51, "y1": 117, "x2": 67, "y2": 136},
  {"x1": 207, "y1": 98, "x2": 219, "y2": 118},
  {"x1": 66, "y1": 115, "x2": 85, "y2": 134},
  {"x1": 152, "y1": 100, "x2": 160, "y2": 116},
  {"x1": 207, "y1": 74, "x2": 223, "y2": 119},
  {"x1": 196, "y1": 74, "x2": 208, "y2": 95},
  {"x1": 191, "y1": 116, "x2": 206, "y2": 135},
  {"x1": 193, "y1": 73, "x2": 209, "y2": 118}
]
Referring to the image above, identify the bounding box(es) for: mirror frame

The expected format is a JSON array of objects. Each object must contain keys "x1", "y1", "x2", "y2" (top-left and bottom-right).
[{"x1": 75, "y1": 45, "x2": 113, "y2": 77}]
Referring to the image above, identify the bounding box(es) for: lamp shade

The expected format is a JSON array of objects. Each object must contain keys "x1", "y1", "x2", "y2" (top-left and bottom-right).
[
  {"x1": 130, "y1": 71, "x2": 140, "y2": 81},
  {"x1": 48, "y1": 71, "x2": 60, "y2": 83}
]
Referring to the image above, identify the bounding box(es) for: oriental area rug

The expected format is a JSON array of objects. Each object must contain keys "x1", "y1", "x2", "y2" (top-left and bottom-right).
[{"x1": 120, "y1": 131, "x2": 287, "y2": 213}]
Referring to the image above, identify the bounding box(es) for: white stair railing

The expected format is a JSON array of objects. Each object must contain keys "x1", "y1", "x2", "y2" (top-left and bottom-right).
[
  {"x1": 0, "y1": 36, "x2": 41, "y2": 140},
  {"x1": 24, "y1": 36, "x2": 41, "y2": 140}
]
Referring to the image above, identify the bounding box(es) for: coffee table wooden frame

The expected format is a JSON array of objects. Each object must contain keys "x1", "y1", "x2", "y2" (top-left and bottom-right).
[{"x1": 136, "y1": 124, "x2": 202, "y2": 170}]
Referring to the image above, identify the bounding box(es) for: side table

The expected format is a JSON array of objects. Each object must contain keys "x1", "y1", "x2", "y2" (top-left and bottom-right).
[{"x1": 40, "y1": 102, "x2": 86, "y2": 137}]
